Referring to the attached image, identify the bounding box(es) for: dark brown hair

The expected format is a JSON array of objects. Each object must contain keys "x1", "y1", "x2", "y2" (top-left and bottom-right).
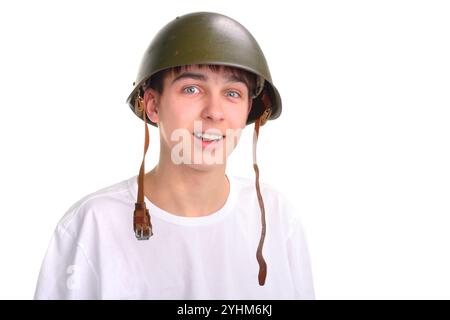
[{"x1": 143, "y1": 64, "x2": 257, "y2": 99}]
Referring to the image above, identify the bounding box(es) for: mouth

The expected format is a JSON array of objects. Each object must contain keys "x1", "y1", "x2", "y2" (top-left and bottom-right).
[{"x1": 192, "y1": 131, "x2": 226, "y2": 148}]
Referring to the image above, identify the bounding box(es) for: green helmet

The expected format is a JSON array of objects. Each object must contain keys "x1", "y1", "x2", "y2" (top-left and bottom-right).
[{"x1": 126, "y1": 11, "x2": 282, "y2": 126}]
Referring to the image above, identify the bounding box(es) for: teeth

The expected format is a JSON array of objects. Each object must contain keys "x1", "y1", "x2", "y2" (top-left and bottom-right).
[{"x1": 194, "y1": 132, "x2": 223, "y2": 141}]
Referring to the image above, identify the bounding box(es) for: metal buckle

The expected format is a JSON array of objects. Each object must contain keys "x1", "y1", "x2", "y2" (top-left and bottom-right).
[
  {"x1": 134, "y1": 95, "x2": 145, "y2": 117},
  {"x1": 135, "y1": 227, "x2": 151, "y2": 240},
  {"x1": 134, "y1": 204, "x2": 153, "y2": 240}
]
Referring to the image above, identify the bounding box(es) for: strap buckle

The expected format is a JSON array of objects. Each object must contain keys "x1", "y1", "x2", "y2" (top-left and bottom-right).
[
  {"x1": 260, "y1": 108, "x2": 272, "y2": 126},
  {"x1": 134, "y1": 203, "x2": 153, "y2": 240},
  {"x1": 134, "y1": 95, "x2": 145, "y2": 118}
]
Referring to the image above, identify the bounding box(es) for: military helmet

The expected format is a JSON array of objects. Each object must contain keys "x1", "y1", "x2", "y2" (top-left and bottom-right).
[{"x1": 126, "y1": 11, "x2": 282, "y2": 126}]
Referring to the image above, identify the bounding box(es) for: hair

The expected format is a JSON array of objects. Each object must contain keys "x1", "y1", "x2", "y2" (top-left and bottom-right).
[{"x1": 142, "y1": 64, "x2": 258, "y2": 99}]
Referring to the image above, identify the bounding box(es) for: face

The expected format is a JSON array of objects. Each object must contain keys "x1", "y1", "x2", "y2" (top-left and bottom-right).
[{"x1": 144, "y1": 65, "x2": 253, "y2": 170}]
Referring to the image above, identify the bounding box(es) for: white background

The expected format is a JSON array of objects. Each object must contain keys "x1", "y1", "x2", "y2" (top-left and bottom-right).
[{"x1": 0, "y1": 0, "x2": 449, "y2": 299}]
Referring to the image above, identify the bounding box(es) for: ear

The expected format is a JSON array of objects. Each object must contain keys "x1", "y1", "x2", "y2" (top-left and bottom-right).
[{"x1": 143, "y1": 88, "x2": 160, "y2": 124}]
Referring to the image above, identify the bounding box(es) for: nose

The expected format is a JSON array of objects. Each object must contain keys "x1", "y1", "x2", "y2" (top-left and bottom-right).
[{"x1": 201, "y1": 92, "x2": 224, "y2": 122}]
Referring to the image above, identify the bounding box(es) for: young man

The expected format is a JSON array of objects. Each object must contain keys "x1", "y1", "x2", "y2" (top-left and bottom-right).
[{"x1": 34, "y1": 12, "x2": 314, "y2": 299}]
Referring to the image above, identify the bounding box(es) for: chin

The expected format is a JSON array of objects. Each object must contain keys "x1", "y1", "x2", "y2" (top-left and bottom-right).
[{"x1": 185, "y1": 160, "x2": 227, "y2": 172}]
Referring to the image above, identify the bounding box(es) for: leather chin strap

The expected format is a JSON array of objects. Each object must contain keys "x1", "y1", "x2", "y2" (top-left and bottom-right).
[
  {"x1": 253, "y1": 92, "x2": 272, "y2": 286},
  {"x1": 132, "y1": 91, "x2": 273, "y2": 286},
  {"x1": 133, "y1": 97, "x2": 153, "y2": 240}
]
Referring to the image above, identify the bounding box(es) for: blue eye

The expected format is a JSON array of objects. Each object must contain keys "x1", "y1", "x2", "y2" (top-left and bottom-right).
[
  {"x1": 226, "y1": 90, "x2": 241, "y2": 98},
  {"x1": 183, "y1": 86, "x2": 199, "y2": 94}
]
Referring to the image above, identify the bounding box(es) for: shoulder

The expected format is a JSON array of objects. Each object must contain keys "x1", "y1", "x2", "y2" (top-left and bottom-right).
[
  {"x1": 229, "y1": 174, "x2": 303, "y2": 230},
  {"x1": 56, "y1": 176, "x2": 135, "y2": 238},
  {"x1": 230, "y1": 174, "x2": 296, "y2": 209}
]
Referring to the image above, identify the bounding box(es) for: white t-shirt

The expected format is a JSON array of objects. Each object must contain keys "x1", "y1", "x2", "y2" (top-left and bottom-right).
[{"x1": 34, "y1": 175, "x2": 314, "y2": 299}]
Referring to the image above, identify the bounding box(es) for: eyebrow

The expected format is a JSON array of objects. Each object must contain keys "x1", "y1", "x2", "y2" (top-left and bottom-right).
[{"x1": 171, "y1": 72, "x2": 247, "y2": 86}]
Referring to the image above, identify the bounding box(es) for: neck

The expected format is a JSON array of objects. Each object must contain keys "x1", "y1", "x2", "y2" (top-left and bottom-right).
[{"x1": 143, "y1": 152, "x2": 229, "y2": 217}]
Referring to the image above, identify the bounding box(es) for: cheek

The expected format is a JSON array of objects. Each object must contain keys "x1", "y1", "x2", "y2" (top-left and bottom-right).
[
  {"x1": 225, "y1": 105, "x2": 249, "y2": 127},
  {"x1": 158, "y1": 103, "x2": 195, "y2": 145},
  {"x1": 163, "y1": 97, "x2": 199, "y2": 122}
]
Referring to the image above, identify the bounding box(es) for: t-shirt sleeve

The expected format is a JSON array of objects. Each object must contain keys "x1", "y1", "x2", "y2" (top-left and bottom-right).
[
  {"x1": 34, "y1": 224, "x2": 100, "y2": 300},
  {"x1": 284, "y1": 199, "x2": 315, "y2": 299}
]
